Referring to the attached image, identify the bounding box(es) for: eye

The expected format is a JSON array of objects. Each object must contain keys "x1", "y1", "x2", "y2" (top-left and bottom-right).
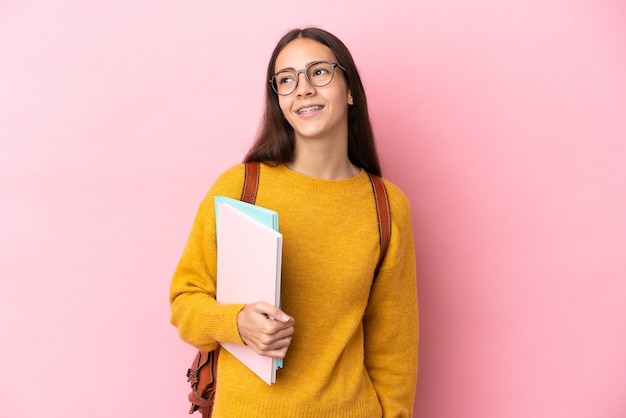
[
  {"x1": 310, "y1": 64, "x2": 330, "y2": 78},
  {"x1": 277, "y1": 72, "x2": 296, "y2": 85}
]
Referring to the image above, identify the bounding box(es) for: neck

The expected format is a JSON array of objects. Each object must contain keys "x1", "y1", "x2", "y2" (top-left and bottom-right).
[{"x1": 289, "y1": 137, "x2": 358, "y2": 180}]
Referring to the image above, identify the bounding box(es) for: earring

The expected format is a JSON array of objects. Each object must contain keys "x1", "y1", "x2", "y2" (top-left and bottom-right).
[{"x1": 348, "y1": 96, "x2": 354, "y2": 105}]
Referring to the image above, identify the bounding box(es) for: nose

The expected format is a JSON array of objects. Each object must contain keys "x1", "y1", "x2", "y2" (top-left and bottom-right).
[{"x1": 294, "y1": 71, "x2": 314, "y2": 97}]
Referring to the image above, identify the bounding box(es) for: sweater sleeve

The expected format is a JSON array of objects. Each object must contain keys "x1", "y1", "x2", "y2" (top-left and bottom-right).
[
  {"x1": 169, "y1": 165, "x2": 247, "y2": 351},
  {"x1": 363, "y1": 184, "x2": 419, "y2": 417}
]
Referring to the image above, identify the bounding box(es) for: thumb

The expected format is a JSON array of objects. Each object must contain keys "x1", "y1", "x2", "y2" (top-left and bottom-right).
[{"x1": 255, "y1": 301, "x2": 291, "y2": 322}]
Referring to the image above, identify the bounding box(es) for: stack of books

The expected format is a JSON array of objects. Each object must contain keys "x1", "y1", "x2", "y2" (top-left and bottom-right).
[{"x1": 214, "y1": 196, "x2": 282, "y2": 385}]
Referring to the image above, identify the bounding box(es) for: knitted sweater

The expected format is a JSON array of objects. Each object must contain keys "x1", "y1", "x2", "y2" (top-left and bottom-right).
[{"x1": 170, "y1": 163, "x2": 418, "y2": 417}]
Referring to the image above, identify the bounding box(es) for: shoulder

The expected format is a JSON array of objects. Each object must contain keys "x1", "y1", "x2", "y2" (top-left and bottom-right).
[
  {"x1": 193, "y1": 164, "x2": 247, "y2": 216},
  {"x1": 379, "y1": 177, "x2": 412, "y2": 221},
  {"x1": 206, "y1": 163, "x2": 247, "y2": 198},
  {"x1": 377, "y1": 177, "x2": 416, "y2": 270},
  {"x1": 380, "y1": 177, "x2": 415, "y2": 247}
]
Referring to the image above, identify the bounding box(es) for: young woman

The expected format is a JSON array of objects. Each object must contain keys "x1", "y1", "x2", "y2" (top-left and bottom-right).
[{"x1": 170, "y1": 27, "x2": 418, "y2": 417}]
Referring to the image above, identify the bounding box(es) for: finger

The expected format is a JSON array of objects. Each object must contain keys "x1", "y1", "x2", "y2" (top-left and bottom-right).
[
  {"x1": 260, "y1": 319, "x2": 294, "y2": 336},
  {"x1": 273, "y1": 336, "x2": 293, "y2": 351},
  {"x1": 257, "y1": 329, "x2": 292, "y2": 347},
  {"x1": 254, "y1": 302, "x2": 293, "y2": 323},
  {"x1": 253, "y1": 333, "x2": 292, "y2": 358},
  {"x1": 272, "y1": 347, "x2": 289, "y2": 359},
  {"x1": 268, "y1": 326, "x2": 294, "y2": 340},
  {"x1": 263, "y1": 343, "x2": 291, "y2": 359}
]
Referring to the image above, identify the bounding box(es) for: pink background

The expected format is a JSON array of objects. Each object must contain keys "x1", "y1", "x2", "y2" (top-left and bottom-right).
[{"x1": 1, "y1": 1, "x2": 625, "y2": 417}]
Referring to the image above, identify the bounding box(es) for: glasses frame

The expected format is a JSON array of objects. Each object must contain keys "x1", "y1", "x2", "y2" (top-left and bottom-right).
[{"x1": 269, "y1": 60, "x2": 346, "y2": 96}]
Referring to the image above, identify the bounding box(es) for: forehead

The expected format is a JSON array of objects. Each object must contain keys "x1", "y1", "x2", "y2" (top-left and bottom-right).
[{"x1": 274, "y1": 38, "x2": 337, "y2": 71}]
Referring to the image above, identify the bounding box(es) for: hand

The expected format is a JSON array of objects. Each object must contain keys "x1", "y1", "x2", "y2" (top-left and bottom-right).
[{"x1": 237, "y1": 301, "x2": 295, "y2": 359}]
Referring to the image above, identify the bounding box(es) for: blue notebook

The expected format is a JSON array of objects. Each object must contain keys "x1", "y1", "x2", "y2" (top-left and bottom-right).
[{"x1": 215, "y1": 195, "x2": 279, "y2": 232}]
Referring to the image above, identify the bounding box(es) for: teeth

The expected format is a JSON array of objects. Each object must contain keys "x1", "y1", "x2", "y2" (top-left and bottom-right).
[{"x1": 297, "y1": 106, "x2": 323, "y2": 114}]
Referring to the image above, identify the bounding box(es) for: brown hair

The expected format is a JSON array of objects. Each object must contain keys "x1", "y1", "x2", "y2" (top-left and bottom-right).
[{"x1": 243, "y1": 27, "x2": 382, "y2": 177}]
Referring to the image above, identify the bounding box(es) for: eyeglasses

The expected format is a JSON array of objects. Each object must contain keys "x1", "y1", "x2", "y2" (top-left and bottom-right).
[{"x1": 269, "y1": 60, "x2": 346, "y2": 96}]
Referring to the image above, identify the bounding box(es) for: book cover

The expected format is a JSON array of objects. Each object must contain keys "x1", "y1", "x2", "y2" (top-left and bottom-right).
[{"x1": 215, "y1": 197, "x2": 282, "y2": 384}]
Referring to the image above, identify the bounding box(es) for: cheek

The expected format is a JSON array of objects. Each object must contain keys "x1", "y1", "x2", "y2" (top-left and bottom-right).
[
  {"x1": 278, "y1": 97, "x2": 291, "y2": 117},
  {"x1": 326, "y1": 82, "x2": 351, "y2": 106},
  {"x1": 329, "y1": 90, "x2": 351, "y2": 111}
]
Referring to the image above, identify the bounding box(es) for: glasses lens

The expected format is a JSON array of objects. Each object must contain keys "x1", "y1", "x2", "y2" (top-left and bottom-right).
[
  {"x1": 273, "y1": 70, "x2": 298, "y2": 95},
  {"x1": 271, "y1": 62, "x2": 337, "y2": 95},
  {"x1": 307, "y1": 62, "x2": 334, "y2": 87}
]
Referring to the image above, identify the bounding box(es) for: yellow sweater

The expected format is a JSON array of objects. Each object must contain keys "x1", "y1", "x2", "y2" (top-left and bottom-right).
[{"x1": 170, "y1": 163, "x2": 418, "y2": 417}]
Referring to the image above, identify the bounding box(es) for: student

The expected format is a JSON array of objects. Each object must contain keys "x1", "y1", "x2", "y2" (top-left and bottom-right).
[{"x1": 170, "y1": 27, "x2": 418, "y2": 417}]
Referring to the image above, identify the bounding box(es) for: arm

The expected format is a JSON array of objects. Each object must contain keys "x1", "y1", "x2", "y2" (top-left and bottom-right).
[
  {"x1": 169, "y1": 164, "x2": 295, "y2": 356},
  {"x1": 169, "y1": 188, "x2": 247, "y2": 351},
  {"x1": 363, "y1": 193, "x2": 419, "y2": 417}
]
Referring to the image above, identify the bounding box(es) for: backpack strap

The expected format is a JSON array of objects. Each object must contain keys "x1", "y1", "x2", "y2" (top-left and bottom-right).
[
  {"x1": 367, "y1": 173, "x2": 391, "y2": 277},
  {"x1": 241, "y1": 162, "x2": 391, "y2": 276},
  {"x1": 241, "y1": 162, "x2": 260, "y2": 204}
]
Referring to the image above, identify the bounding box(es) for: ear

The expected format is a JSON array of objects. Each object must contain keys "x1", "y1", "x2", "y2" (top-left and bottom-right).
[{"x1": 347, "y1": 90, "x2": 354, "y2": 105}]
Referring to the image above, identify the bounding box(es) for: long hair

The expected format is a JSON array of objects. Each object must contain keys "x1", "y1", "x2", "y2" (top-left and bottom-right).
[{"x1": 243, "y1": 27, "x2": 382, "y2": 177}]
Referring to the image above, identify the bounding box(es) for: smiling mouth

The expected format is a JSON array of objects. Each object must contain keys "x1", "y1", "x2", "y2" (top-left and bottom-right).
[{"x1": 296, "y1": 105, "x2": 324, "y2": 115}]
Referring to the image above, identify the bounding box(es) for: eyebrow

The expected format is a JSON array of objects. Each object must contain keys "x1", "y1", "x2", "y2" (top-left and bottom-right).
[{"x1": 275, "y1": 60, "x2": 326, "y2": 73}]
